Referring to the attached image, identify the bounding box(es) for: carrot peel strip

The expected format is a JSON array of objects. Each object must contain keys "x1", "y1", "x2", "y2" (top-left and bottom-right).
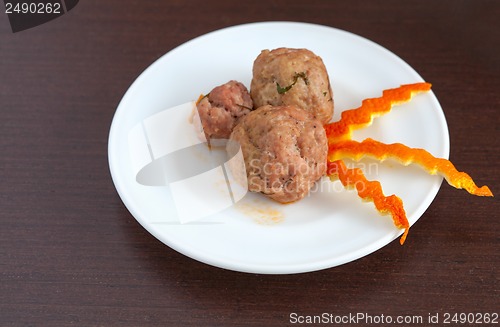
[
  {"x1": 329, "y1": 139, "x2": 493, "y2": 197},
  {"x1": 324, "y1": 82, "x2": 432, "y2": 143},
  {"x1": 327, "y1": 160, "x2": 409, "y2": 245},
  {"x1": 195, "y1": 94, "x2": 206, "y2": 105}
]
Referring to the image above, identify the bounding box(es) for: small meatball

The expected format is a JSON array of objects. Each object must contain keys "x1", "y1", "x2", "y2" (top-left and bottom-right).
[
  {"x1": 227, "y1": 105, "x2": 327, "y2": 203},
  {"x1": 196, "y1": 80, "x2": 253, "y2": 141},
  {"x1": 250, "y1": 48, "x2": 334, "y2": 124}
]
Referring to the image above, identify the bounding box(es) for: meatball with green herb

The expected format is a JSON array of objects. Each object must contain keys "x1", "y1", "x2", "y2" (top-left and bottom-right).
[{"x1": 250, "y1": 48, "x2": 333, "y2": 124}]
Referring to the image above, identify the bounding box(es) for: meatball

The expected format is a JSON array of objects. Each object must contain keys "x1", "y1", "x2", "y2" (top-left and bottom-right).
[
  {"x1": 250, "y1": 48, "x2": 334, "y2": 124},
  {"x1": 227, "y1": 105, "x2": 327, "y2": 203},
  {"x1": 196, "y1": 80, "x2": 253, "y2": 141}
]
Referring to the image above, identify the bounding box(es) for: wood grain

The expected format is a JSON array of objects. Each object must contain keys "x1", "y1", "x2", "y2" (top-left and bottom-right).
[{"x1": 0, "y1": 0, "x2": 498, "y2": 326}]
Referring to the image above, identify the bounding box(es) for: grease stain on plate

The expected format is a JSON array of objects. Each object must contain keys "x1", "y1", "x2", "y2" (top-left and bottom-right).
[{"x1": 235, "y1": 199, "x2": 284, "y2": 225}]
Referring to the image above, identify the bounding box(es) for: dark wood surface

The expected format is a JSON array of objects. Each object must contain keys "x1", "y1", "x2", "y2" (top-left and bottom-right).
[{"x1": 1, "y1": 1, "x2": 498, "y2": 326}]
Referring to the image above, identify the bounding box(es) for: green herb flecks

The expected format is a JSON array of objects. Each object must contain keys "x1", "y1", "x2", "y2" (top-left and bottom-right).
[{"x1": 276, "y1": 72, "x2": 309, "y2": 94}]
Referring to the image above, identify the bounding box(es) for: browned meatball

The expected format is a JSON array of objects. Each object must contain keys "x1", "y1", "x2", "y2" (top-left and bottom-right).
[
  {"x1": 227, "y1": 105, "x2": 327, "y2": 203},
  {"x1": 196, "y1": 80, "x2": 253, "y2": 141},
  {"x1": 250, "y1": 48, "x2": 334, "y2": 124}
]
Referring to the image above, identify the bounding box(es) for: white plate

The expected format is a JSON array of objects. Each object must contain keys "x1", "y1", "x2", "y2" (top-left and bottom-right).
[{"x1": 108, "y1": 22, "x2": 449, "y2": 274}]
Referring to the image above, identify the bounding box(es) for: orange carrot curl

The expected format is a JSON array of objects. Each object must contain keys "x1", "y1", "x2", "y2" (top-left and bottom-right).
[
  {"x1": 327, "y1": 160, "x2": 410, "y2": 245},
  {"x1": 329, "y1": 138, "x2": 493, "y2": 197},
  {"x1": 324, "y1": 83, "x2": 432, "y2": 143}
]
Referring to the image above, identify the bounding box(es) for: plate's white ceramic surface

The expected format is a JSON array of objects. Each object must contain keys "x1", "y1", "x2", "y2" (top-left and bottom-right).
[{"x1": 108, "y1": 22, "x2": 449, "y2": 274}]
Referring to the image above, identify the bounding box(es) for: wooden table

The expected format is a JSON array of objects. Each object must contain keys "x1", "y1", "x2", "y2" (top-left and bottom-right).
[{"x1": 1, "y1": 1, "x2": 498, "y2": 325}]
